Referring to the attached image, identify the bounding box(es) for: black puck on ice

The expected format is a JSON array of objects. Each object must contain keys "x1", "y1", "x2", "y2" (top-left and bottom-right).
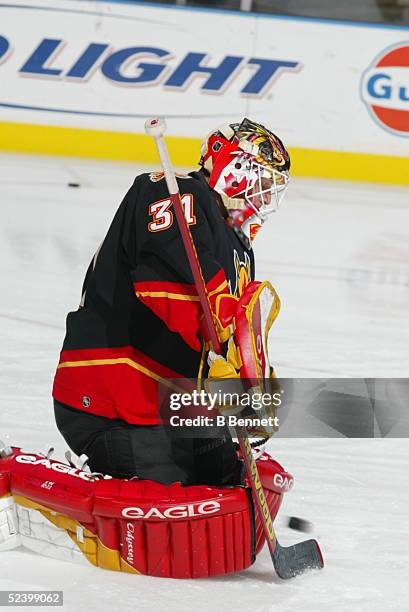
[
  {"x1": 287, "y1": 516, "x2": 314, "y2": 533},
  {"x1": 68, "y1": 182, "x2": 80, "y2": 188}
]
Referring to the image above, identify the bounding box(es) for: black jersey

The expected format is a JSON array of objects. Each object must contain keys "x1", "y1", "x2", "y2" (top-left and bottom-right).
[{"x1": 53, "y1": 171, "x2": 254, "y2": 424}]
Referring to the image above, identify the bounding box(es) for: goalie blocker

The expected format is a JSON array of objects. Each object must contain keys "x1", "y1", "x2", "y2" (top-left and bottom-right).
[{"x1": 0, "y1": 446, "x2": 293, "y2": 578}]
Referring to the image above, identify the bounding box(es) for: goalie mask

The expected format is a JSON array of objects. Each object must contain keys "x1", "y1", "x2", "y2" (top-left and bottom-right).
[{"x1": 199, "y1": 118, "x2": 290, "y2": 248}]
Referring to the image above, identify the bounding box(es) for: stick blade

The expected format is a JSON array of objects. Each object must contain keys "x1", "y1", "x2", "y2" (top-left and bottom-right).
[{"x1": 272, "y1": 539, "x2": 324, "y2": 580}]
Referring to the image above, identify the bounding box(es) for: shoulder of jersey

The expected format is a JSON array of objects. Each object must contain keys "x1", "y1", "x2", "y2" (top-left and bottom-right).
[
  {"x1": 135, "y1": 172, "x2": 211, "y2": 202},
  {"x1": 133, "y1": 170, "x2": 194, "y2": 185},
  {"x1": 146, "y1": 170, "x2": 206, "y2": 189},
  {"x1": 148, "y1": 170, "x2": 191, "y2": 184},
  {"x1": 133, "y1": 171, "x2": 197, "y2": 187}
]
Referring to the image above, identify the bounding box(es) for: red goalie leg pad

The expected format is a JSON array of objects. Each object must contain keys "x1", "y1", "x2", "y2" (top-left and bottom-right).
[
  {"x1": 6, "y1": 448, "x2": 96, "y2": 526},
  {"x1": 0, "y1": 448, "x2": 14, "y2": 497},
  {"x1": 0, "y1": 467, "x2": 11, "y2": 498},
  {"x1": 1, "y1": 448, "x2": 256, "y2": 577},
  {"x1": 1, "y1": 448, "x2": 293, "y2": 576},
  {"x1": 94, "y1": 478, "x2": 254, "y2": 578}
]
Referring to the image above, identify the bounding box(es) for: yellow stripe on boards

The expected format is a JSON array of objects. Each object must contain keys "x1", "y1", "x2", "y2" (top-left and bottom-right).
[
  {"x1": 0, "y1": 121, "x2": 198, "y2": 166},
  {"x1": 290, "y1": 147, "x2": 409, "y2": 186},
  {"x1": 0, "y1": 121, "x2": 408, "y2": 185}
]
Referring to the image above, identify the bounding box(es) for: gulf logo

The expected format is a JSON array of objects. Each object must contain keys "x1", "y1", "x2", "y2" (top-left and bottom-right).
[{"x1": 361, "y1": 42, "x2": 409, "y2": 137}]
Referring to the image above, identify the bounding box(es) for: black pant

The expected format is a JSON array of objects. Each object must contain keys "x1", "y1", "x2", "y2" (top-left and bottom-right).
[{"x1": 54, "y1": 401, "x2": 242, "y2": 486}]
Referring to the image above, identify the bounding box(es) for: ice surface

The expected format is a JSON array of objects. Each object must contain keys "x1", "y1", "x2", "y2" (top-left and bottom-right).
[{"x1": 0, "y1": 153, "x2": 408, "y2": 611}]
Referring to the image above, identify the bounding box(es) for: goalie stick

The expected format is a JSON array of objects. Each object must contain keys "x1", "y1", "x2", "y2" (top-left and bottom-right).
[{"x1": 144, "y1": 117, "x2": 324, "y2": 580}]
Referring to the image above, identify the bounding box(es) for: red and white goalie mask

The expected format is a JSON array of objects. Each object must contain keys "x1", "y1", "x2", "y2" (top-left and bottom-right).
[{"x1": 199, "y1": 118, "x2": 290, "y2": 247}]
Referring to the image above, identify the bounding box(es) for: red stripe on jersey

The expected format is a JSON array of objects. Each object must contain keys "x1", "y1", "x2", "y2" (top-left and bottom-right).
[
  {"x1": 53, "y1": 345, "x2": 184, "y2": 425},
  {"x1": 135, "y1": 280, "x2": 200, "y2": 297},
  {"x1": 134, "y1": 270, "x2": 229, "y2": 351}
]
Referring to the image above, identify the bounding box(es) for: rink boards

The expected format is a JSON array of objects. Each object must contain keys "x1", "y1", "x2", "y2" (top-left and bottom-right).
[{"x1": 0, "y1": 0, "x2": 408, "y2": 183}]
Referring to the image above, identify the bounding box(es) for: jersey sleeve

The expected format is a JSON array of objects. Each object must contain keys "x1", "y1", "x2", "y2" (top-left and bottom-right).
[{"x1": 130, "y1": 175, "x2": 230, "y2": 352}]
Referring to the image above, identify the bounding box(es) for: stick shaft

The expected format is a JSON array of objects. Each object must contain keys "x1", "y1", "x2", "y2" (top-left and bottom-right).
[
  {"x1": 147, "y1": 121, "x2": 221, "y2": 353},
  {"x1": 238, "y1": 430, "x2": 277, "y2": 554},
  {"x1": 144, "y1": 117, "x2": 323, "y2": 579},
  {"x1": 146, "y1": 117, "x2": 278, "y2": 551}
]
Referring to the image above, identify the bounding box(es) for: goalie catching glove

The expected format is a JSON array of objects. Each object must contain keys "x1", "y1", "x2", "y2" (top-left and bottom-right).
[{"x1": 206, "y1": 281, "x2": 281, "y2": 437}]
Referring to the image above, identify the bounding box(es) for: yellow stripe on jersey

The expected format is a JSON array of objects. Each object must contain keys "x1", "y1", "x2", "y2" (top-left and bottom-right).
[
  {"x1": 57, "y1": 357, "x2": 183, "y2": 392},
  {"x1": 207, "y1": 280, "x2": 229, "y2": 298},
  {"x1": 135, "y1": 290, "x2": 200, "y2": 301}
]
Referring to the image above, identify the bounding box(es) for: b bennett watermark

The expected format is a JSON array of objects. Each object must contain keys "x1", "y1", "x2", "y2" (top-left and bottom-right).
[{"x1": 157, "y1": 378, "x2": 409, "y2": 438}]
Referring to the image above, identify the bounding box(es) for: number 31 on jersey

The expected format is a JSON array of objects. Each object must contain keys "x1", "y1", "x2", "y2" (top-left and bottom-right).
[{"x1": 148, "y1": 194, "x2": 196, "y2": 232}]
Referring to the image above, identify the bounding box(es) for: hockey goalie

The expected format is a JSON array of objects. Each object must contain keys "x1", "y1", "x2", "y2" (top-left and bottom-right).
[{"x1": 0, "y1": 119, "x2": 321, "y2": 578}]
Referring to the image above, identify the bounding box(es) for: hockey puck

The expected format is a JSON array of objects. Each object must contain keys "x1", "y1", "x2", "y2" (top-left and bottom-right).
[
  {"x1": 287, "y1": 516, "x2": 314, "y2": 533},
  {"x1": 67, "y1": 182, "x2": 80, "y2": 188}
]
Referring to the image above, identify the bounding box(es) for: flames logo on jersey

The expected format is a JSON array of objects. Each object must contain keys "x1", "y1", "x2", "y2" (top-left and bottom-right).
[
  {"x1": 149, "y1": 171, "x2": 165, "y2": 183},
  {"x1": 230, "y1": 251, "x2": 251, "y2": 297}
]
